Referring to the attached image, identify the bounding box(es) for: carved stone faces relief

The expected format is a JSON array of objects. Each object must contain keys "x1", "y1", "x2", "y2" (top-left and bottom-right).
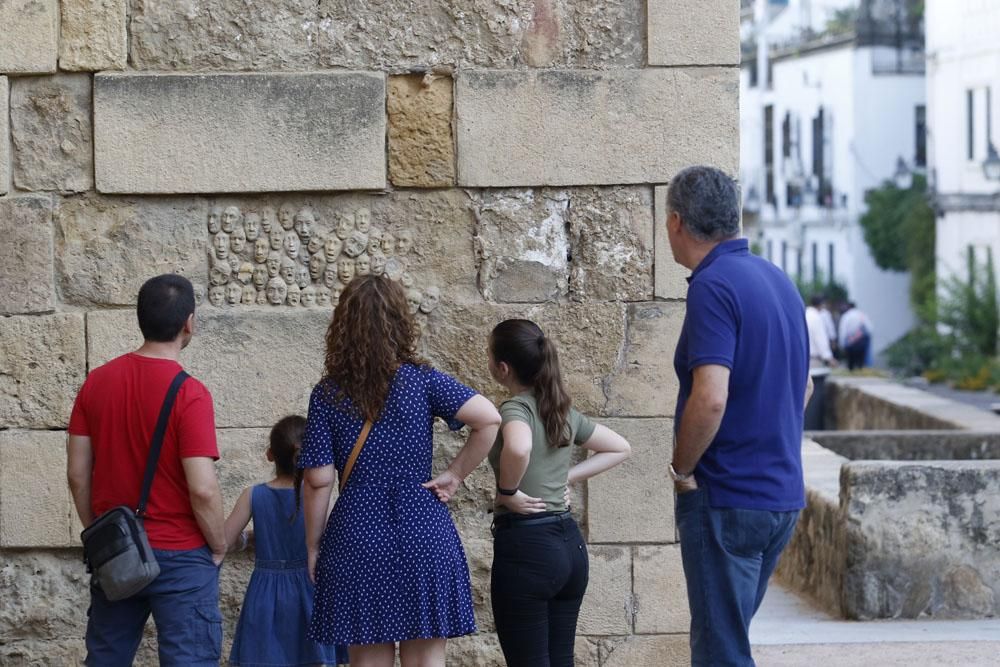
[
  {"x1": 419, "y1": 286, "x2": 440, "y2": 313},
  {"x1": 222, "y1": 206, "x2": 240, "y2": 233},
  {"x1": 280, "y1": 257, "x2": 297, "y2": 285},
  {"x1": 316, "y1": 285, "x2": 331, "y2": 307},
  {"x1": 254, "y1": 238, "x2": 270, "y2": 264},
  {"x1": 337, "y1": 258, "x2": 355, "y2": 284},
  {"x1": 230, "y1": 226, "x2": 247, "y2": 254},
  {"x1": 207, "y1": 206, "x2": 222, "y2": 234},
  {"x1": 367, "y1": 229, "x2": 383, "y2": 256},
  {"x1": 355, "y1": 208, "x2": 372, "y2": 233},
  {"x1": 356, "y1": 254, "x2": 371, "y2": 276},
  {"x1": 324, "y1": 237, "x2": 343, "y2": 263},
  {"x1": 213, "y1": 232, "x2": 230, "y2": 260},
  {"x1": 308, "y1": 234, "x2": 324, "y2": 257},
  {"x1": 405, "y1": 288, "x2": 422, "y2": 315},
  {"x1": 282, "y1": 231, "x2": 301, "y2": 260},
  {"x1": 344, "y1": 231, "x2": 367, "y2": 258},
  {"x1": 253, "y1": 265, "x2": 268, "y2": 289},
  {"x1": 279, "y1": 204, "x2": 295, "y2": 231},
  {"x1": 335, "y1": 212, "x2": 354, "y2": 240},
  {"x1": 266, "y1": 251, "x2": 281, "y2": 278},
  {"x1": 294, "y1": 208, "x2": 315, "y2": 243},
  {"x1": 226, "y1": 281, "x2": 243, "y2": 305},
  {"x1": 269, "y1": 226, "x2": 284, "y2": 251},
  {"x1": 295, "y1": 265, "x2": 310, "y2": 289},
  {"x1": 310, "y1": 255, "x2": 327, "y2": 282},
  {"x1": 301, "y1": 285, "x2": 316, "y2": 307},
  {"x1": 260, "y1": 207, "x2": 276, "y2": 233},
  {"x1": 397, "y1": 230, "x2": 414, "y2": 255},
  {"x1": 266, "y1": 277, "x2": 287, "y2": 305},
  {"x1": 244, "y1": 212, "x2": 261, "y2": 241},
  {"x1": 370, "y1": 252, "x2": 386, "y2": 276},
  {"x1": 209, "y1": 285, "x2": 225, "y2": 307},
  {"x1": 286, "y1": 282, "x2": 301, "y2": 306},
  {"x1": 242, "y1": 284, "x2": 257, "y2": 305}
]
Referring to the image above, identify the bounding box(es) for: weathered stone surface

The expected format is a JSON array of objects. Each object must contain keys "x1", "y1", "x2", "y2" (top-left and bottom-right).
[
  {"x1": 587, "y1": 418, "x2": 674, "y2": 543},
  {"x1": 0, "y1": 314, "x2": 86, "y2": 429},
  {"x1": 577, "y1": 545, "x2": 632, "y2": 635},
  {"x1": 648, "y1": 0, "x2": 740, "y2": 66},
  {"x1": 654, "y1": 184, "x2": 690, "y2": 300},
  {"x1": 10, "y1": 75, "x2": 94, "y2": 193},
  {"x1": 56, "y1": 194, "x2": 209, "y2": 306},
  {"x1": 388, "y1": 74, "x2": 455, "y2": 188},
  {"x1": 94, "y1": 72, "x2": 386, "y2": 193},
  {"x1": 574, "y1": 637, "x2": 602, "y2": 666},
  {"x1": 87, "y1": 309, "x2": 329, "y2": 429},
  {"x1": 604, "y1": 302, "x2": 684, "y2": 417},
  {"x1": 456, "y1": 68, "x2": 738, "y2": 187},
  {"x1": 422, "y1": 301, "x2": 626, "y2": 415},
  {"x1": 0, "y1": 196, "x2": 55, "y2": 314},
  {"x1": 0, "y1": 0, "x2": 57, "y2": 73},
  {"x1": 216, "y1": 429, "x2": 274, "y2": 510},
  {"x1": 811, "y1": 430, "x2": 1000, "y2": 462},
  {"x1": 634, "y1": 545, "x2": 688, "y2": 634},
  {"x1": 602, "y1": 634, "x2": 690, "y2": 666},
  {"x1": 59, "y1": 0, "x2": 127, "y2": 71},
  {"x1": 0, "y1": 431, "x2": 73, "y2": 547},
  {"x1": 0, "y1": 77, "x2": 8, "y2": 195},
  {"x1": 447, "y1": 632, "x2": 505, "y2": 666},
  {"x1": 129, "y1": 0, "x2": 644, "y2": 71}
]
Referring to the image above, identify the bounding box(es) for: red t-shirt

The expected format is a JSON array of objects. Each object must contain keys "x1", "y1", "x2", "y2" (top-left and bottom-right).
[{"x1": 68, "y1": 353, "x2": 219, "y2": 550}]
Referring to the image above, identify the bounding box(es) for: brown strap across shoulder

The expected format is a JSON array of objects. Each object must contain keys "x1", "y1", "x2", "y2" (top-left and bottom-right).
[{"x1": 339, "y1": 420, "x2": 373, "y2": 492}]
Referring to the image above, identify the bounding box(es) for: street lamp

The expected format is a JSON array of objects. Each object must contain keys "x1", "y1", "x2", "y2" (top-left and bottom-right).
[
  {"x1": 983, "y1": 143, "x2": 1000, "y2": 182},
  {"x1": 893, "y1": 156, "x2": 912, "y2": 190}
]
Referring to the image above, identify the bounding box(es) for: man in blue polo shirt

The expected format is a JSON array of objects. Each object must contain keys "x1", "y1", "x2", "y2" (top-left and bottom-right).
[{"x1": 665, "y1": 166, "x2": 811, "y2": 666}]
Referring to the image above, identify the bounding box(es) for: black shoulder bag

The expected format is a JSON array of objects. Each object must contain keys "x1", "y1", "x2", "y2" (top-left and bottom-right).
[{"x1": 80, "y1": 370, "x2": 189, "y2": 601}]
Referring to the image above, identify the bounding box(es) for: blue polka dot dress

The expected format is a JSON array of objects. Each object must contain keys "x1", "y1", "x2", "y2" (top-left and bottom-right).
[{"x1": 298, "y1": 364, "x2": 479, "y2": 646}]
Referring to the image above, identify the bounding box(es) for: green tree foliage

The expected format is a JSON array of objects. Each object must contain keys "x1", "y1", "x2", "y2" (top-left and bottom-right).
[{"x1": 938, "y1": 246, "x2": 999, "y2": 357}]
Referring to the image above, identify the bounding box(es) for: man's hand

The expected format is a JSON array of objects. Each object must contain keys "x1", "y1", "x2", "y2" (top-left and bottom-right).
[
  {"x1": 211, "y1": 549, "x2": 226, "y2": 567},
  {"x1": 497, "y1": 490, "x2": 546, "y2": 515},
  {"x1": 674, "y1": 476, "x2": 699, "y2": 495}
]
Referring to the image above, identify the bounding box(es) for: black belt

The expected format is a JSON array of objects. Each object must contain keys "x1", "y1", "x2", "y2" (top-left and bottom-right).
[{"x1": 493, "y1": 510, "x2": 573, "y2": 531}]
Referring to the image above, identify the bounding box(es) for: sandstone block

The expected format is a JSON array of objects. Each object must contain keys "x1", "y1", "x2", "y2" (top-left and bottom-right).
[
  {"x1": 577, "y1": 545, "x2": 632, "y2": 635},
  {"x1": 0, "y1": 196, "x2": 55, "y2": 314},
  {"x1": 648, "y1": 0, "x2": 740, "y2": 66},
  {"x1": 654, "y1": 185, "x2": 690, "y2": 300},
  {"x1": 574, "y1": 637, "x2": 601, "y2": 666},
  {"x1": 0, "y1": 0, "x2": 57, "y2": 73},
  {"x1": 447, "y1": 632, "x2": 505, "y2": 667},
  {"x1": 587, "y1": 418, "x2": 675, "y2": 543},
  {"x1": 602, "y1": 634, "x2": 691, "y2": 667},
  {"x1": 0, "y1": 314, "x2": 86, "y2": 429},
  {"x1": 388, "y1": 74, "x2": 455, "y2": 188},
  {"x1": 0, "y1": 78, "x2": 8, "y2": 195},
  {"x1": 129, "y1": 0, "x2": 643, "y2": 71},
  {"x1": 94, "y1": 72, "x2": 386, "y2": 193},
  {"x1": 87, "y1": 309, "x2": 330, "y2": 429},
  {"x1": 11, "y1": 75, "x2": 94, "y2": 193},
  {"x1": 55, "y1": 194, "x2": 210, "y2": 306},
  {"x1": 604, "y1": 301, "x2": 684, "y2": 416},
  {"x1": 634, "y1": 545, "x2": 689, "y2": 633},
  {"x1": 216, "y1": 429, "x2": 273, "y2": 511},
  {"x1": 60, "y1": 0, "x2": 127, "y2": 71},
  {"x1": 0, "y1": 431, "x2": 74, "y2": 547},
  {"x1": 0, "y1": 550, "x2": 90, "y2": 647},
  {"x1": 456, "y1": 69, "x2": 738, "y2": 187}
]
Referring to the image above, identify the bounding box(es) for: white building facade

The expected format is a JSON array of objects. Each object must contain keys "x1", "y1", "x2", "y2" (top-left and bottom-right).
[
  {"x1": 926, "y1": 0, "x2": 1000, "y2": 287},
  {"x1": 741, "y1": 0, "x2": 924, "y2": 354}
]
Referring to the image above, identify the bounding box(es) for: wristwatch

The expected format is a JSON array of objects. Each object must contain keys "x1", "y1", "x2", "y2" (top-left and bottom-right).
[
  {"x1": 669, "y1": 464, "x2": 693, "y2": 482},
  {"x1": 497, "y1": 486, "x2": 519, "y2": 496}
]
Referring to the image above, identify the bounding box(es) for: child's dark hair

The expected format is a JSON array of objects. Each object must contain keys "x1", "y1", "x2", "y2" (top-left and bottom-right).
[
  {"x1": 269, "y1": 415, "x2": 306, "y2": 519},
  {"x1": 490, "y1": 319, "x2": 572, "y2": 448}
]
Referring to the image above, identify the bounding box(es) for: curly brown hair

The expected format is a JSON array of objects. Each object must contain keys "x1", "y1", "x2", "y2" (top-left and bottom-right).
[{"x1": 323, "y1": 275, "x2": 425, "y2": 420}]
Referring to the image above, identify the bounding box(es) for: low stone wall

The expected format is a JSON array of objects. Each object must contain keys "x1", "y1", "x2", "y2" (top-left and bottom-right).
[{"x1": 810, "y1": 430, "x2": 1000, "y2": 461}]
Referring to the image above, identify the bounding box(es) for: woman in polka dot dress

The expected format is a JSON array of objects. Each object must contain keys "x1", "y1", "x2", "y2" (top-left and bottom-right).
[{"x1": 298, "y1": 275, "x2": 501, "y2": 667}]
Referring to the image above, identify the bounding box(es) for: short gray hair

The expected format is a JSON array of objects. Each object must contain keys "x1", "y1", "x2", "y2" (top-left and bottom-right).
[{"x1": 667, "y1": 166, "x2": 739, "y2": 242}]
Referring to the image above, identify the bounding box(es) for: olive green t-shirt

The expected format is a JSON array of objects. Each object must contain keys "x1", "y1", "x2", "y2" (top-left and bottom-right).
[{"x1": 488, "y1": 393, "x2": 597, "y2": 515}]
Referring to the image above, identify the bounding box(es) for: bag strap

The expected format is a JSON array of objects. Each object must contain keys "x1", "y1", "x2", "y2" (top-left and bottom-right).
[
  {"x1": 137, "y1": 370, "x2": 190, "y2": 516},
  {"x1": 339, "y1": 420, "x2": 373, "y2": 493}
]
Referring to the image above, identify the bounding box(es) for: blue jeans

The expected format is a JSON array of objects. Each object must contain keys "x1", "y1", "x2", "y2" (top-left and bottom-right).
[
  {"x1": 85, "y1": 546, "x2": 222, "y2": 667},
  {"x1": 675, "y1": 487, "x2": 798, "y2": 667}
]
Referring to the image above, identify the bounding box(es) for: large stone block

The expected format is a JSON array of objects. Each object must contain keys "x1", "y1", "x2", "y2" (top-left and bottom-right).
[
  {"x1": 87, "y1": 309, "x2": 330, "y2": 429},
  {"x1": 55, "y1": 194, "x2": 210, "y2": 306},
  {"x1": 0, "y1": 550, "x2": 89, "y2": 651},
  {"x1": 456, "y1": 68, "x2": 738, "y2": 187},
  {"x1": 10, "y1": 75, "x2": 94, "y2": 193},
  {"x1": 587, "y1": 418, "x2": 674, "y2": 543},
  {"x1": 0, "y1": 77, "x2": 8, "y2": 195},
  {"x1": 0, "y1": 314, "x2": 86, "y2": 429},
  {"x1": 388, "y1": 74, "x2": 455, "y2": 188},
  {"x1": 0, "y1": 431, "x2": 74, "y2": 547},
  {"x1": 577, "y1": 545, "x2": 632, "y2": 635},
  {"x1": 604, "y1": 301, "x2": 684, "y2": 416},
  {"x1": 129, "y1": 0, "x2": 644, "y2": 71},
  {"x1": 602, "y1": 635, "x2": 690, "y2": 667},
  {"x1": 633, "y1": 545, "x2": 689, "y2": 633},
  {"x1": 94, "y1": 72, "x2": 387, "y2": 193},
  {"x1": 648, "y1": 0, "x2": 740, "y2": 66},
  {"x1": 0, "y1": 195, "x2": 55, "y2": 315},
  {"x1": 216, "y1": 429, "x2": 273, "y2": 511},
  {"x1": 60, "y1": 0, "x2": 127, "y2": 71},
  {"x1": 447, "y1": 632, "x2": 505, "y2": 666},
  {"x1": 0, "y1": 0, "x2": 58, "y2": 73},
  {"x1": 654, "y1": 185, "x2": 690, "y2": 300}
]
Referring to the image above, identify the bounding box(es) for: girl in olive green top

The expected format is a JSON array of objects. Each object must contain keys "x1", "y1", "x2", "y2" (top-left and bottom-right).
[{"x1": 487, "y1": 319, "x2": 631, "y2": 667}]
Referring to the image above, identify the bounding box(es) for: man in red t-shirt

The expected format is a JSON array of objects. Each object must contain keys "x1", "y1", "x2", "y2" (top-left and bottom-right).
[{"x1": 67, "y1": 274, "x2": 226, "y2": 666}]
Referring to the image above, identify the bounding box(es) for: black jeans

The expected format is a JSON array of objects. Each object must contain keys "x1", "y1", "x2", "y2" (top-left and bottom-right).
[{"x1": 490, "y1": 512, "x2": 589, "y2": 667}]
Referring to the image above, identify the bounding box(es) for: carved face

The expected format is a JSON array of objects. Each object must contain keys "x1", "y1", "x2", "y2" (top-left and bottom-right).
[
  {"x1": 384, "y1": 256, "x2": 405, "y2": 282},
  {"x1": 356, "y1": 254, "x2": 371, "y2": 276},
  {"x1": 397, "y1": 230, "x2": 414, "y2": 255},
  {"x1": 366, "y1": 229, "x2": 383, "y2": 256},
  {"x1": 355, "y1": 208, "x2": 372, "y2": 233},
  {"x1": 226, "y1": 281, "x2": 243, "y2": 305},
  {"x1": 191, "y1": 283, "x2": 206, "y2": 307},
  {"x1": 346, "y1": 232, "x2": 368, "y2": 258},
  {"x1": 253, "y1": 265, "x2": 268, "y2": 289},
  {"x1": 207, "y1": 207, "x2": 222, "y2": 234},
  {"x1": 283, "y1": 232, "x2": 301, "y2": 259},
  {"x1": 213, "y1": 233, "x2": 229, "y2": 259},
  {"x1": 208, "y1": 285, "x2": 225, "y2": 307},
  {"x1": 335, "y1": 212, "x2": 354, "y2": 240},
  {"x1": 331, "y1": 281, "x2": 345, "y2": 304},
  {"x1": 294, "y1": 208, "x2": 315, "y2": 243},
  {"x1": 381, "y1": 232, "x2": 395, "y2": 255},
  {"x1": 266, "y1": 251, "x2": 281, "y2": 277},
  {"x1": 301, "y1": 285, "x2": 316, "y2": 307},
  {"x1": 221, "y1": 206, "x2": 240, "y2": 233},
  {"x1": 279, "y1": 204, "x2": 295, "y2": 230},
  {"x1": 323, "y1": 265, "x2": 338, "y2": 289},
  {"x1": 266, "y1": 277, "x2": 287, "y2": 305},
  {"x1": 337, "y1": 258, "x2": 355, "y2": 284},
  {"x1": 254, "y1": 238, "x2": 270, "y2": 264},
  {"x1": 260, "y1": 207, "x2": 276, "y2": 233},
  {"x1": 324, "y1": 237, "x2": 343, "y2": 263},
  {"x1": 419, "y1": 286, "x2": 440, "y2": 314},
  {"x1": 237, "y1": 262, "x2": 253, "y2": 284},
  {"x1": 269, "y1": 226, "x2": 284, "y2": 251},
  {"x1": 405, "y1": 289, "x2": 422, "y2": 315},
  {"x1": 370, "y1": 252, "x2": 386, "y2": 276},
  {"x1": 310, "y1": 255, "x2": 327, "y2": 282},
  {"x1": 400, "y1": 272, "x2": 414, "y2": 288},
  {"x1": 286, "y1": 283, "x2": 301, "y2": 306},
  {"x1": 230, "y1": 226, "x2": 247, "y2": 254},
  {"x1": 242, "y1": 284, "x2": 257, "y2": 305},
  {"x1": 316, "y1": 286, "x2": 331, "y2": 307},
  {"x1": 209, "y1": 262, "x2": 231, "y2": 286},
  {"x1": 228, "y1": 254, "x2": 241, "y2": 275},
  {"x1": 280, "y1": 258, "x2": 297, "y2": 285},
  {"x1": 308, "y1": 234, "x2": 325, "y2": 256},
  {"x1": 295, "y1": 265, "x2": 310, "y2": 289},
  {"x1": 256, "y1": 289, "x2": 268, "y2": 305},
  {"x1": 244, "y1": 212, "x2": 261, "y2": 241}
]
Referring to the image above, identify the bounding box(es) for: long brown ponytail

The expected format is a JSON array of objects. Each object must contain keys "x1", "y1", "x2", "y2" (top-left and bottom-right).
[{"x1": 490, "y1": 319, "x2": 572, "y2": 448}]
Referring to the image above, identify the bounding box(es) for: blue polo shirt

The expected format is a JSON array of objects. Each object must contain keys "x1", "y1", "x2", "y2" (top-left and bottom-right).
[{"x1": 674, "y1": 238, "x2": 809, "y2": 511}]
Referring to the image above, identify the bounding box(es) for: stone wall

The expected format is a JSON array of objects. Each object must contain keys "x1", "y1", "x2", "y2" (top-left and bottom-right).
[
  {"x1": 0, "y1": 2, "x2": 739, "y2": 664},
  {"x1": 810, "y1": 431, "x2": 1000, "y2": 461}
]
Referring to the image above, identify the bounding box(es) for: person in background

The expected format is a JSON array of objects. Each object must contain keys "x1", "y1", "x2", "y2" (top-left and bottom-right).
[
  {"x1": 819, "y1": 296, "x2": 839, "y2": 359},
  {"x1": 806, "y1": 295, "x2": 836, "y2": 369},
  {"x1": 839, "y1": 302, "x2": 874, "y2": 371}
]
